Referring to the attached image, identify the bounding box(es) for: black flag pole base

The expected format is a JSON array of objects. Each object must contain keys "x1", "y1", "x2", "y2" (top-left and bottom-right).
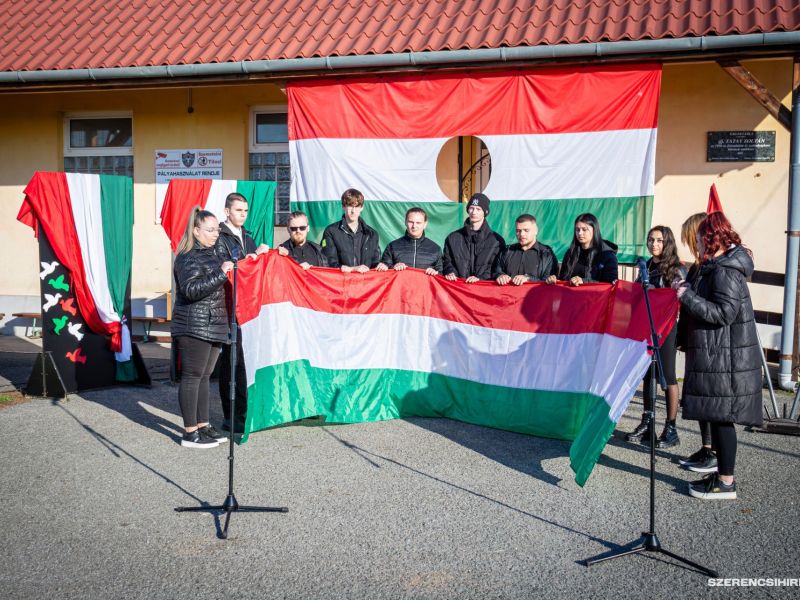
[
  {"x1": 584, "y1": 532, "x2": 718, "y2": 576},
  {"x1": 175, "y1": 493, "x2": 288, "y2": 539}
]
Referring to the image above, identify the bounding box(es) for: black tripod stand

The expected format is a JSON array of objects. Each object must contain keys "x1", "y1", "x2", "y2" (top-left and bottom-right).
[
  {"x1": 176, "y1": 249, "x2": 288, "y2": 538},
  {"x1": 584, "y1": 258, "x2": 716, "y2": 576}
]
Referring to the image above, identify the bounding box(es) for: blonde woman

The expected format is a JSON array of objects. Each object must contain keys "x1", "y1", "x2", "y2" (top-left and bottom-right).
[
  {"x1": 676, "y1": 212, "x2": 716, "y2": 472},
  {"x1": 171, "y1": 207, "x2": 233, "y2": 448}
]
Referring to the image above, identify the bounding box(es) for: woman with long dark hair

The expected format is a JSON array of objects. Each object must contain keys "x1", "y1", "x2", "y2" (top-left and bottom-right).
[
  {"x1": 625, "y1": 226, "x2": 687, "y2": 447},
  {"x1": 675, "y1": 212, "x2": 762, "y2": 499},
  {"x1": 676, "y1": 213, "x2": 717, "y2": 473},
  {"x1": 558, "y1": 213, "x2": 618, "y2": 285},
  {"x1": 171, "y1": 207, "x2": 233, "y2": 448}
]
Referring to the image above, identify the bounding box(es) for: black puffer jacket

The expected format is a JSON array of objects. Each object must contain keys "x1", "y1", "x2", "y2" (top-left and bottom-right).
[
  {"x1": 558, "y1": 240, "x2": 619, "y2": 283},
  {"x1": 172, "y1": 243, "x2": 230, "y2": 344},
  {"x1": 321, "y1": 217, "x2": 381, "y2": 268},
  {"x1": 492, "y1": 241, "x2": 559, "y2": 281},
  {"x1": 442, "y1": 220, "x2": 506, "y2": 280},
  {"x1": 679, "y1": 245, "x2": 762, "y2": 427},
  {"x1": 381, "y1": 233, "x2": 443, "y2": 272},
  {"x1": 216, "y1": 222, "x2": 257, "y2": 262}
]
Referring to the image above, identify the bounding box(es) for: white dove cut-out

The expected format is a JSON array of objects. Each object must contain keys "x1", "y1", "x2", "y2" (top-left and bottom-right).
[
  {"x1": 43, "y1": 293, "x2": 62, "y2": 312},
  {"x1": 39, "y1": 261, "x2": 58, "y2": 280},
  {"x1": 67, "y1": 322, "x2": 84, "y2": 341}
]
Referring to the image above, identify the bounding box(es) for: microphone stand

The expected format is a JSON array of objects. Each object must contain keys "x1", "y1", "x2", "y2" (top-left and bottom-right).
[
  {"x1": 584, "y1": 258, "x2": 716, "y2": 576},
  {"x1": 176, "y1": 246, "x2": 288, "y2": 539}
]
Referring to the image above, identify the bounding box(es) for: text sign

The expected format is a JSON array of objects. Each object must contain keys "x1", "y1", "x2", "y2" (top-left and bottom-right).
[
  {"x1": 154, "y1": 148, "x2": 223, "y2": 223},
  {"x1": 707, "y1": 131, "x2": 775, "y2": 162}
]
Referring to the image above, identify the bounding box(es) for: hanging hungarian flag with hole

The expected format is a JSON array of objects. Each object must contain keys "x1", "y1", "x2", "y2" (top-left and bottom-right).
[
  {"x1": 236, "y1": 252, "x2": 678, "y2": 486},
  {"x1": 288, "y1": 64, "x2": 661, "y2": 261},
  {"x1": 160, "y1": 179, "x2": 276, "y2": 252}
]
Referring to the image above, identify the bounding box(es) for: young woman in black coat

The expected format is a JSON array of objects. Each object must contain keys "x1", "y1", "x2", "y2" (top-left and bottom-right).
[
  {"x1": 171, "y1": 207, "x2": 233, "y2": 449},
  {"x1": 675, "y1": 212, "x2": 762, "y2": 500},
  {"x1": 625, "y1": 226, "x2": 687, "y2": 447},
  {"x1": 558, "y1": 213, "x2": 618, "y2": 285}
]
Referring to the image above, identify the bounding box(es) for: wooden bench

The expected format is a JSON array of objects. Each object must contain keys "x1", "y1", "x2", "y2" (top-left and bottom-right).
[
  {"x1": 11, "y1": 312, "x2": 43, "y2": 338},
  {"x1": 130, "y1": 315, "x2": 170, "y2": 342}
]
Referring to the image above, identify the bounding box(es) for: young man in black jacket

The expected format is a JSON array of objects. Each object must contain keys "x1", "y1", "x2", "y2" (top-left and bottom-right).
[
  {"x1": 376, "y1": 207, "x2": 442, "y2": 275},
  {"x1": 278, "y1": 210, "x2": 327, "y2": 269},
  {"x1": 443, "y1": 192, "x2": 506, "y2": 282},
  {"x1": 215, "y1": 192, "x2": 268, "y2": 433},
  {"x1": 321, "y1": 188, "x2": 381, "y2": 273},
  {"x1": 494, "y1": 214, "x2": 559, "y2": 285}
]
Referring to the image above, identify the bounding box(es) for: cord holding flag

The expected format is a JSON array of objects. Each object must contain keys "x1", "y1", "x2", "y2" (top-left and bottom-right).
[{"x1": 235, "y1": 252, "x2": 678, "y2": 486}]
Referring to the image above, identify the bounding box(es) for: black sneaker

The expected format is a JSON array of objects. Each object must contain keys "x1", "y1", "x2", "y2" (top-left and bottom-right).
[
  {"x1": 625, "y1": 420, "x2": 651, "y2": 443},
  {"x1": 655, "y1": 423, "x2": 680, "y2": 449},
  {"x1": 181, "y1": 430, "x2": 220, "y2": 449},
  {"x1": 679, "y1": 447, "x2": 710, "y2": 467},
  {"x1": 198, "y1": 425, "x2": 228, "y2": 443},
  {"x1": 687, "y1": 452, "x2": 718, "y2": 474},
  {"x1": 688, "y1": 473, "x2": 736, "y2": 500}
]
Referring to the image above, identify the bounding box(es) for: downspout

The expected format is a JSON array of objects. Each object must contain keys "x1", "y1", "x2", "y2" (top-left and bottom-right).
[{"x1": 779, "y1": 57, "x2": 800, "y2": 390}]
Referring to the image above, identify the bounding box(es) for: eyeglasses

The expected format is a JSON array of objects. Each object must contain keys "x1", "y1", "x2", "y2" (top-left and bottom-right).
[
  {"x1": 199, "y1": 227, "x2": 220, "y2": 234},
  {"x1": 288, "y1": 226, "x2": 308, "y2": 232}
]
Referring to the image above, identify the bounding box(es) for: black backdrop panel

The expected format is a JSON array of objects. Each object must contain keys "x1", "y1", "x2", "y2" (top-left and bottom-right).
[{"x1": 38, "y1": 229, "x2": 117, "y2": 392}]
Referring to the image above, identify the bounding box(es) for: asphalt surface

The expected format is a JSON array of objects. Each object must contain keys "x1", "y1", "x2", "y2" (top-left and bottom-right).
[{"x1": 1, "y1": 335, "x2": 799, "y2": 599}]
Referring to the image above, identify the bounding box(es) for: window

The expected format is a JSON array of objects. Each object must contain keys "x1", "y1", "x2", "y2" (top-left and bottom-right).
[
  {"x1": 63, "y1": 112, "x2": 133, "y2": 177},
  {"x1": 249, "y1": 106, "x2": 290, "y2": 225}
]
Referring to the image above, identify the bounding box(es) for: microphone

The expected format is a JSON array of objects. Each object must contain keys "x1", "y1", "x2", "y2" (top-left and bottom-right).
[
  {"x1": 636, "y1": 256, "x2": 649, "y2": 285},
  {"x1": 231, "y1": 245, "x2": 241, "y2": 262}
]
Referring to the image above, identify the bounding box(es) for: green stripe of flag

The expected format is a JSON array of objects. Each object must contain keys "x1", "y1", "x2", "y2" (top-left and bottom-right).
[
  {"x1": 239, "y1": 180, "x2": 276, "y2": 248},
  {"x1": 292, "y1": 196, "x2": 653, "y2": 263},
  {"x1": 99, "y1": 174, "x2": 136, "y2": 381},
  {"x1": 242, "y1": 360, "x2": 609, "y2": 445}
]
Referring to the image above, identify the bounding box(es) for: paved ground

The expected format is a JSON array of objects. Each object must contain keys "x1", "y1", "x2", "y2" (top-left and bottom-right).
[{"x1": 1, "y1": 335, "x2": 799, "y2": 599}]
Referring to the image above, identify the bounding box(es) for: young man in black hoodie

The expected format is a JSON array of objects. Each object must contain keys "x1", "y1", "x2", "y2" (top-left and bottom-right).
[
  {"x1": 215, "y1": 192, "x2": 268, "y2": 433},
  {"x1": 494, "y1": 214, "x2": 559, "y2": 285},
  {"x1": 443, "y1": 192, "x2": 505, "y2": 282},
  {"x1": 376, "y1": 207, "x2": 442, "y2": 275},
  {"x1": 321, "y1": 188, "x2": 381, "y2": 272}
]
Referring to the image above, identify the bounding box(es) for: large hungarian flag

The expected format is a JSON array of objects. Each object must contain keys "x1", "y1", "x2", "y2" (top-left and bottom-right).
[
  {"x1": 236, "y1": 253, "x2": 678, "y2": 486},
  {"x1": 160, "y1": 179, "x2": 276, "y2": 252},
  {"x1": 288, "y1": 64, "x2": 661, "y2": 262},
  {"x1": 18, "y1": 172, "x2": 133, "y2": 363}
]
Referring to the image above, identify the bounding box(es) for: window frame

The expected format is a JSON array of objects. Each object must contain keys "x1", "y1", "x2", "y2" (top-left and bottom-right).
[
  {"x1": 63, "y1": 111, "x2": 134, "y2": 157},
  {"x1": 249, "y1": 105, "x2": 289, "y2": 153}
]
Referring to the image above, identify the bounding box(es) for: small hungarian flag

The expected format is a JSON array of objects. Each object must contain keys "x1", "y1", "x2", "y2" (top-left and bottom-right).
[
  {"x1": 707, "y1": 183, "x2": 724, "y2": 214},
  {"x1": 235, "y1": 252, "x2": 678, "y2": 486},
  {"x1": 160, "y1": 179, "x2": 276, "y2": 252}
]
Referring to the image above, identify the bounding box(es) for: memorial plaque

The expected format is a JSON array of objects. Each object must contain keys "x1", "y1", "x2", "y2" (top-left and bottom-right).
[{"x1": 707, "y1": 131, "x2": 775, "y2": 162}]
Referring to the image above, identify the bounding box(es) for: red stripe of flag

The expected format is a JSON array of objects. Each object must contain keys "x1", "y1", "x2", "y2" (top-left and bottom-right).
[{"x1": 288, "y1": 64, "x2": 661, "y2": 140}]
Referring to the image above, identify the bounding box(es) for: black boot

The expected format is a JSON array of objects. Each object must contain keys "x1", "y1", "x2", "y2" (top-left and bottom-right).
[
  {"x1": 625, "y1": 417, "x2": 651, "y2": 443},
  {"x1": 656, "y1": 421, "x2": 680, "y2": 448}
]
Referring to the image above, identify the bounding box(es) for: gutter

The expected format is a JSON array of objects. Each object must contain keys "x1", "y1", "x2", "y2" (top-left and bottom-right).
[{"x1": 1, "y1": 31, "x2": 799, "y2": 84}]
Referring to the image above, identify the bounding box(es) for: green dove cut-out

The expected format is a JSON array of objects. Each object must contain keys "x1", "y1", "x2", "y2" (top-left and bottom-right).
[
  {"x1": 48, "y1": 274, "x2": 70, "y2": 292},
  {"x1": 52, "y1": 315, "x2": 68, "y2": 335}
]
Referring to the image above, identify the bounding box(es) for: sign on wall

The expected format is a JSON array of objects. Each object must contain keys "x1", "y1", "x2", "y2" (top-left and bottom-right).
[
  {"x1": 154, "y1": 148, "x2": 223, "y2": 223},
  {"x1": 707, "y1": 131, "x2": 775, "y2": 162}
]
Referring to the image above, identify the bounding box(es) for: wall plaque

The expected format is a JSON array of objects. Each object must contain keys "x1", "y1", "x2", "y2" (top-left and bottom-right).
[{"x1": 707, "y1": 131, "x2": 775, "y2": 162}]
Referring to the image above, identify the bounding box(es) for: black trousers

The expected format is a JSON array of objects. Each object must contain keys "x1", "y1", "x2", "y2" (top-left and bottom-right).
[
  {"x1": 176, "y1": 336, "x2": 221, "y2": 428},
  {"x1": 710, "y1": 422, "x2": 737, "y2": 476},
  {"x1": 218, "y1": 331, "x2": 248, "y2": 424}
]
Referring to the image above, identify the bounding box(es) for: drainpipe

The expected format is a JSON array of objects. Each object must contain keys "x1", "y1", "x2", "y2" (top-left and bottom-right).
[{"x1": 779, "y1": 57, "x2": 800, "y2": 391}]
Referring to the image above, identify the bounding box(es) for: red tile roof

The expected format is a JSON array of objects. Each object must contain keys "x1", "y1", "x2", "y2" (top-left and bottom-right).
[{"x1": 1, "y1": 0, "x2": 798, "y2": 72}]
